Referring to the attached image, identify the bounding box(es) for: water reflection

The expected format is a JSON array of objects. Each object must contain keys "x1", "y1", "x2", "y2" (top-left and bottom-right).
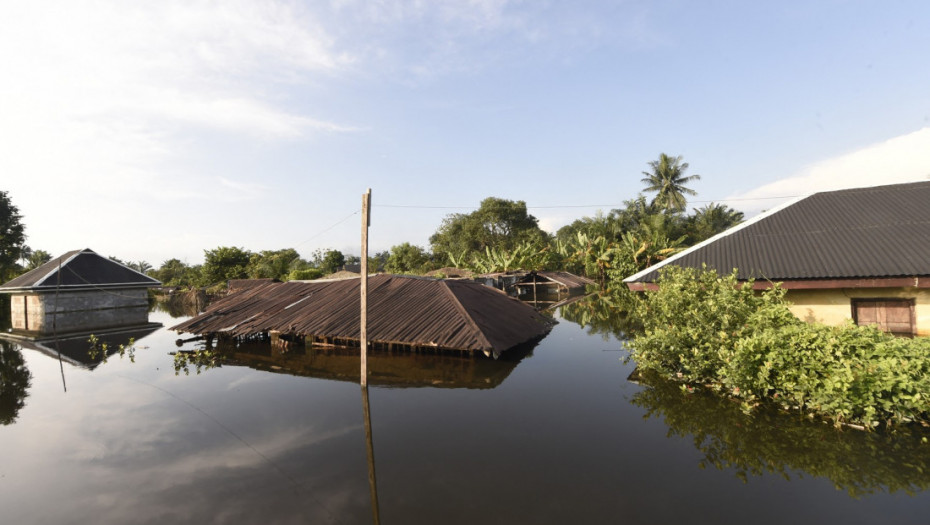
[
  {"x1": 11, "y1": 326, "x2": 160, "y2": 370},
  {"x1": 556, "y1": 289, "x2": 642, "y2": 340},
  {"x1": 174, "y1": 339, "x2": 536, "y2": 389},
  {"x1": 630, "y1": 369, "x2": 930, "y2": 497},
  {"x1": 0, "y1": 339, "x2": 31, "y2": 425},
  {"x1": 150, "y1": 290, "x2": 210, "y2": 318}
]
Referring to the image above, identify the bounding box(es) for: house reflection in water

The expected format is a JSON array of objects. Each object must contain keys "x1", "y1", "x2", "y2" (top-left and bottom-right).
[
  {"x1": 174, "y1": 338, "x2": 538, "y2": 389},
  {"x1": 14, "y1": 325, "x2": 161, "y2": 370}
]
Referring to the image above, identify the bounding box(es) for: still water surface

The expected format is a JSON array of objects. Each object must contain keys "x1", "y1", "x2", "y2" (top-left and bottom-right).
[{"x1": 3, "y1": 303, "x2": 930, "y2": 524}]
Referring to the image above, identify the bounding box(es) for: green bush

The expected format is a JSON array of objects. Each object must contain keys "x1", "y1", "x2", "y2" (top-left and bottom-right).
[
  {"x1": 627, "y1": 266, "x2": 930, "y2": 428},
  {"x1": 288, "y1": 268, "x2": 323, "y2": 281}
]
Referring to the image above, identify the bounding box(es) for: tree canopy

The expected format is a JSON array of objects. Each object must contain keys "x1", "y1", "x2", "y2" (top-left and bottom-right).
[
  {"x1": 201, "y1": 246, "x2": 251, "y2": 285},
  {"x1": 0, "y1": 191, "x2": 26, "y2": 282},
  {"x1": 385, "y1": 243, "x2": 430, "y2": 274},
  {"x1": 430, "y1": 197, "x2": 549, "y2": 261}
]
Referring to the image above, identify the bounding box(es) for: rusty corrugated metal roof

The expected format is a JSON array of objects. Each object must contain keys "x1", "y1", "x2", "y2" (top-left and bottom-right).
[
  {"x1": 533, "y1": 271, "x2": 596, "y2": 289},
  {"x1": 625, "y1": 181, "x2": 930, "y2": 284},
  {"x1": 171, "y1": 274, "x2": 553, "y2": 353}
]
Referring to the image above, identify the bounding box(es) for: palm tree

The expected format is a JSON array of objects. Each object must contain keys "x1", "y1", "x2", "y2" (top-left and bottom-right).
[
  {"x1": 26, "y1": 250, "x2": 52, "y2": 270},
  {"x1": 640, "y1": 153, "x2": 701, "y2": 213},
  {"x1": 688, "y1": 203, "x2": 744, "y2": 242}
]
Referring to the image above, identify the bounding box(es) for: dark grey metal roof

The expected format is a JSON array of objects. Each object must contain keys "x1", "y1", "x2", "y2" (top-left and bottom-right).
[
  {"x1": 171, "y1": 274, "x2": 554, "y2": 354},
  {"x1": 625, "y1": 181, "x2": 930, "y2": 283},
  {"x1": 0, "y1": 248, "x2": 161, "y2": 292}
]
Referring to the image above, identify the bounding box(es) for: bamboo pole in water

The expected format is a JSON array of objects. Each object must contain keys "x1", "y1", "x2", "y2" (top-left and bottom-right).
[{"x1": 362, "y1": 385, "x2": 381, "y2": 524}]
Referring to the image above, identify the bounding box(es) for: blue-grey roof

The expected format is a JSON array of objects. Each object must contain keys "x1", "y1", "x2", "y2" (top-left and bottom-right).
[
  {"x1": 625, "y1": 181, "x2": 930, "y2": 283},
  {"x1": 0, "y1": 248, "x2": 160, "y2": 292}
]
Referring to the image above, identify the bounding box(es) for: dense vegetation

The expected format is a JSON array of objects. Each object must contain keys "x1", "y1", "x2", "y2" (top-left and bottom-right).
[
  {"x1": 627, "y1": 266, "x2": 930, "y2": 429},
  {"x1": 0, "y1": 191, "x2": 26, "y2": 282}
]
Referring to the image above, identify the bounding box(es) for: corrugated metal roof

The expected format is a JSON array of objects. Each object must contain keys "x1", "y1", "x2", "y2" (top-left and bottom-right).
[
  {"x1": 171, "y1": 274, "x2": 554, "y2": 354},
  {"x1": 0, "y1": 248, "x2": 161, "y2": 292},
  {"x1": 530, "y1": 271, "x2": 596, "y2": 289},
  {"x1": 626, "y1": 181, "x2": 930, "y2": 283}
]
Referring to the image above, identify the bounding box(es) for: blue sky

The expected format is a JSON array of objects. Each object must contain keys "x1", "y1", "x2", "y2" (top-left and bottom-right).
[{"x1": 2, "y1": 1, "x2": 929, "y2": 267}]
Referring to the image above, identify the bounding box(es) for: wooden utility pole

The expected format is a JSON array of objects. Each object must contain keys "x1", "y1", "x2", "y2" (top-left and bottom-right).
[{"x1": 360, "y1": 188, "x2": 371, "y2": 386}]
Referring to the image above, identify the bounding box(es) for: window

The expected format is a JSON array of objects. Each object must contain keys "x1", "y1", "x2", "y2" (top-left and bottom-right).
[{"x1": 852, "y1": 299, "x2": 916, "y2": 336}]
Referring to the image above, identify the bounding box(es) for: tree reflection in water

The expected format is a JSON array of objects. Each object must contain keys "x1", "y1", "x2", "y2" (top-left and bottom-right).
[
  {"x1": 151, "y1": 290, "x2": 210, "y2": 318},
  {"x1": 557, "y1": 289, "x2": 642, "y2": 341},
  {"x1": 0, "y1": 340, "x2": 31, "y2": 425},
  {"x1": 631, "y1": 369, "x2": 930, "y2": 497}
]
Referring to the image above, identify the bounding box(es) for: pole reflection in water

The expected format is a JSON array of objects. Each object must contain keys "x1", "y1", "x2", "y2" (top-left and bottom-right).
[{"x1": 362, "y1": 384, "x2": 381, "y2": 525}]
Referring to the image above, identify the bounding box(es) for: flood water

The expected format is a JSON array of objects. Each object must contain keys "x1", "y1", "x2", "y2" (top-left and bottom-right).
[{"x1": 3, "y1": 299, "x2": 930, "y2": 524}]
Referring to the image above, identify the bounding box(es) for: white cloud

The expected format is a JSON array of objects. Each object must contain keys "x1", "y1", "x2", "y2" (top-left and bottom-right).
[
  {"x1": 726, "y1": 127, "x2": 930, "y2": 216},
  {"x1": 0, "y1": 1, "x2": 361, "y2": 261}
]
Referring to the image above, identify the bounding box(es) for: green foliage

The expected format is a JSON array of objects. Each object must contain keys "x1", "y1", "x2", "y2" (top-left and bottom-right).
[
  {"x1": 468, "y1": 241, "x2": 551, "y2": 274},
  {"x1": 87, "y1": 334, "x2": 137, "y2": 364},
  {"x1": 320, "y1": 249, "x2": 345, "y2": 274},
  {"x1": 554, "y1": 230, "x2": 683, "y2": 283},
  {"x1": 151, "y1": 258, "x2": 201, "y2": 287},
  {"x1": 640, "y1": 153, "x2": 701, "y2": 213},
  {"x1": 201, "y1": 246, "x2": 252, "y2": 285},
  {"x1": 385, "y1": 242, "x2": 430, "y2": 274},
  {"x1": 288, "y1": 268, "x2": 323, "y2": 281},
  {"x1": 0, "y1": 191, "x2": 27, "y2": 282},
  {"x1": 684, "y1": 202, "x2": 744, "y2": 244},
  {"x1": 627, "y1": 266, "x2": 930, "y2": 428},
  {"x1": 430, "y1": 197, "x2": 550, "y2": 261},
  {"x1": 126, "y1": 260, "x2": 152, "y2": 273},
  {"x1": 25, "y1": 249, "x2": 52, "y2": 271},
  {"x1": 247, "y1": 248, "x2": 305, "y2": 280},
  {"x1": 173, "y1": 349, "x2": 221, "y2": 375}
]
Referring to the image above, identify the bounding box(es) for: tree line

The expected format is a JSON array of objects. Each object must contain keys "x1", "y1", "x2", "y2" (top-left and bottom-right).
[{"x1": 1, "y1": 153, "x2": 743, "y2": 289}]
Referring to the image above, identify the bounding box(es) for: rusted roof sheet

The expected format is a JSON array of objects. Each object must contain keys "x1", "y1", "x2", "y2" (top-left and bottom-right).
[
  {"x1": 532, "y1": 271, "x2": 596, "y2": 289},
  {"x1": 625, "y1": 181, "x2": 930, "y2": 284},
  {"x1": 228, "y1": 278, "x2": 277, "y2": 294},
  {"x1": 171, "y1": 274, "x2": 553, "y2": 353},
  {"x1": 0, "y1": 248, "x2": 160, "y2": 292}
]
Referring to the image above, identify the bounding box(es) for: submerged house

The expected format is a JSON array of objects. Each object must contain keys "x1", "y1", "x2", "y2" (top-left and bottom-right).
[
  {"x1": 172, "y1": 274, "x2": 554, "y2": 357},
  {"x1": 514, "y1": 271, "x2": 595, "y2": 299},
  {"x1": 624, "y1": 181, "x2": 930, "y2": 336},
  {"x1": 0, "y1": 249, "x2": 161, "y2": 337}
]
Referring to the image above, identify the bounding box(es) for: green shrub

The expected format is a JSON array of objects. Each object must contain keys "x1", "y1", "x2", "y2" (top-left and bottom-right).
[
  {"x1": 627, "y1": 265, "x2": 930, "y2": 428},
  {"x1": 287, "y1": 268, "x2": 323, "y2": 281}
]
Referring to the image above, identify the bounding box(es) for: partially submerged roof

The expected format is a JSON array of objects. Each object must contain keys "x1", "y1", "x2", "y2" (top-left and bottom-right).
[
  {"x1": 518, "y1": 271, "x2": 595, "y2": 289},
  {"x1": 625, "y1": 181, "x2": 930, "y2": 288},
  {"x1": 0, "y1": 248, "x2": 160, "y2": 292},
  {"x1": 171, "y1": 274, "x2": 554, "y2": 354}
]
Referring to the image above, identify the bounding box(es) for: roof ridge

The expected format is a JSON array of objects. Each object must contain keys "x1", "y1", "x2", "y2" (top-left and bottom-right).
[
  {"x1": 33, "y1": 249, "x2": 86, "y2": 287},
  {"x1": 441, "y1": 280, "x2": 493, "y2": 350}
]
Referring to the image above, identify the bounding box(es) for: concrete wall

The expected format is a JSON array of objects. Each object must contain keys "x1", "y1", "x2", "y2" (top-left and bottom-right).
[
  {"x1": 786, "y1": 287, "x2": 930, "y2": 336},
  {"x1": 9, "y1": 289, "x2": 150, "y2": 335}
]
